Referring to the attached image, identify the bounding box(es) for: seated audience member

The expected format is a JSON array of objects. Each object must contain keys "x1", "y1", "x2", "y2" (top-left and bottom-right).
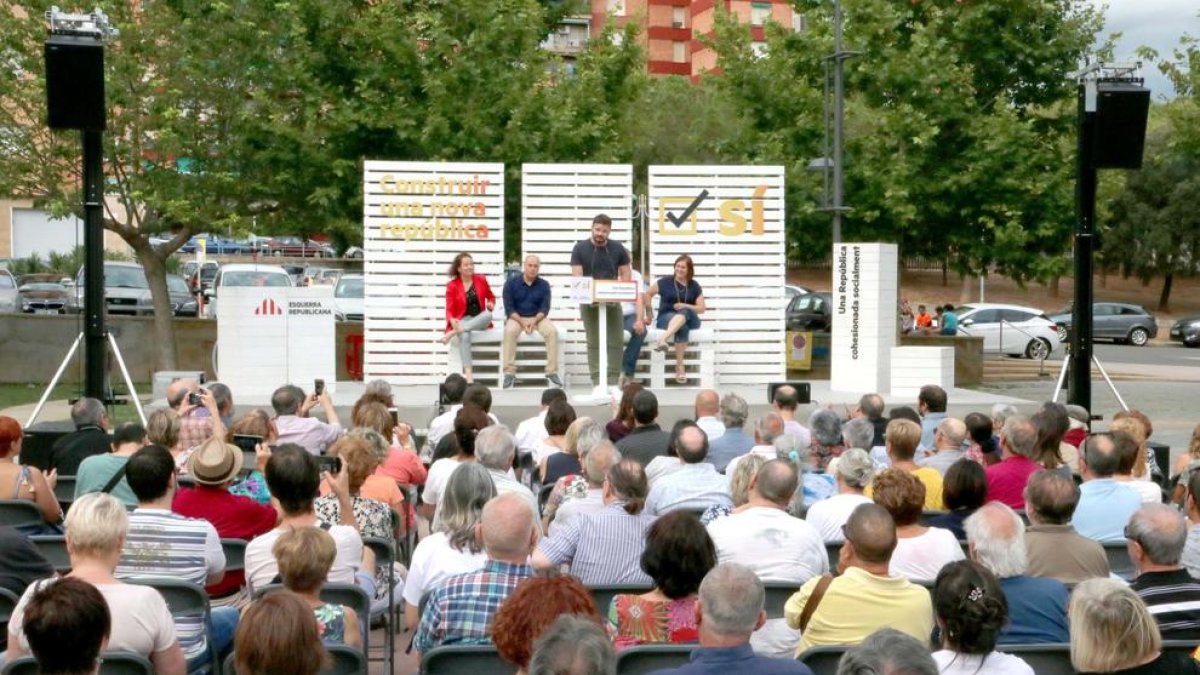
[
  {"x1": 273, "y1": 526, "x2": 361, "y2": 648},
  {"x1": 984, "y1": 415, "x2": 1040, "y2": 510},
  {"x1": 421, "y1": 403, "x2": 490, "y2": 524},
  {"x1": 1073, "y1": 432, "x2": 1142, "y2": 543},
  {"x1": 315, "y1": 436, "x2": 396, "y2": 540},
  {"x1": 806, "y1": 448, "x2": 875, "y2": 542},
  {"x1": 606, "y1": 382, "x2": 642, "y2": 445},
  {"x1": 723, "y1": 413, "x2": 784, "y2": 479},
  {"x1": 529, "y1": 615, "x2": 617, "y2": 675},
  {"x1": 1113, "y1": 410, "x2": 1159, "y2": 480},
  {"x1": 403, "y1": 463, "x2": 493, "y2": 631},
  {"x1": 546, "y1": 439, "x2": 618, "y2": 535},
  {"x1": 270, "y1": 384, "x2": 343, "y2": 455},
  {"x1": 47, "y1": 397, "x2": 111, "y2": 476},
  {"x1": 615, "y1": 389, "x2": 672, "y2": 466},
  {"x1": 809, "y1": 409, "x2": 844, "y2": 471},
  {"x1": 702, "y1": 453, "x2": 766, "y2": 525},
  {"x1": 693, "y1": 389, "x2": 725, "y2": 441},
  {"x1": 607, "y1": 511, "x2": 717, "y2": 650},
  {"x1": 0, "y1": 526, "x2": 54, "y2": 651},
  {"x1": 413, "y1": 492, "x2": 538, "y2": 656},
  {"x1": 1171, "y1": 424, "x2": 1200, "y2": 505},
  {"x1": 776, "y1": 433, "x2": 835, "y2": 509},
  {"x1": 644, "y1": 419, "x2": 690, "y2": 486},
  {"x1": 350, "y1": 379, "x2": 394, "y2": 419},
  {"x1": 218, "y1": 409, "x2": 280, "y2": 504},
  {"x1": 542, "y1": 416, "x2": 599, "y2": 487},
  {"x1": 932, "y1": 561, "x2": 1034, "y2": 675},
  {"x1": 146, "y1": 409, "x2": 186, "y2": 472},
  {"x1": 918, "y1": 417, "x2": 968, "y2": 476},
  {"x1": 707, "y1": 393, "x2": 755, "y2": 473},
  {"x1": 651, "y1": 563, "x2": 815, "y2": 674},
  {"x1": 517, "y1": 388, "x2": 568, "y2": 457},
  {"x1": 1069, "y1": 578, "x2": 1200, "y2": 675},
  {"x1": 0, "y1": 416, "x2": 62, "y2": 527},
  {"x1": 533, "y1": 400, "x2": 577, "y2": 469},
  {"x1": 1127, "y1": 503, "x2": 1200, "y2": 641},
  {"x1": 645, "y1": 425, "x2": 732, "y2": 516},
  {"x1": 925, "y1": 459, "x2": 988, "y2": 540},
  {"x1": 534, "y1": 459, "x2": 654, "y2": 586},
  {"x1": 1111, "y1": 425, "x2": 1164, "y2": 503},
  {"x1": 166, "y1": 379, "x2": 222, "y2": 455},
  {"x1": 244, "y1": 444, "x2": 372, "y2": 597},
  {"x1": 706, "y1": 460, "x2": 828, "y2": 658},
  {"x1": 20, "y1": 577, "x2": 110, "y2": 675},
  {"x1": 965, "y1": 411, "x2": 999, "y2": 465},
  {"x1": 1022, "y1": 469, "x2": 1110, "y2": 583},
  {"x1": 842, "y1": 416, "x2": 876, "y2": 455},
  {"x1": 1183, "y1": 471, "x2": 1200, "y2": 578},
  {"x1": 74, "y1": 421, "x2": 144, "y2": 508},
  {"x1": 5, "y1": 493, "x2": 185, "y2": 675},
  {"x1": 889, "y1": 406, "x2": 922, "y2": 427},
  {"x1": 872, "y1": 469, "x2": 964, "y2": 582},
  {"x1": 917, "y1": 384, "x2": 949, "y2": 452},
  {"x1": 854, "y1": 393, "x2": 888, "y2": 449},
  {"x1": 234, "y1": 590, "x2": 329, "y2": 675},
  {"x1": 114, "y1": 444, "x2": 235, "y2": 667},
  {"x1": 785, "y1": 504, "x2": 933, "y2": 655},
  {"x1": 423, "y1": 373, "x2": 468, "y2": 449},
  {"x1": 964, "y1": 502, "x2": 1069, "y2": 644},
  {"x1": 773, "y1": 386, "x2": 811, "y2": 446},
  {"x1": 1029, "y1": 405, "x2": 1075, "y2": 476},
  {"x1": 476, "y1": 425, "x2": 541, "y2": 525},
  {"x1": 868, "y1": 418, "x2": 944, "y2": 510},
  {"x1": 352, "y1": 400, "x2": 427, "y2": 486},
  {"x1": 492, "y1": 575, "x2": 601, "y2": 673},
  {"x1": 833, "y1": 628, "x2": 937, "y2": 675}
]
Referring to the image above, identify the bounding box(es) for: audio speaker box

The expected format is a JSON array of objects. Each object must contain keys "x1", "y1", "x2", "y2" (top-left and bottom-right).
[
  {"x1": 44, "y1": 34, "x2": 106, "y2": 131},
  {"x1": 1092, "y1": 82, "x2": 1150, "y2": 170}
]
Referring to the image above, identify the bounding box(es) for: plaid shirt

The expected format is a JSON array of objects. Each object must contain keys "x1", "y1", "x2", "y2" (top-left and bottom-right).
[
  {"x1": 413, "y1": 559, "x2": 533, "y2": 653},
  {"x1": 178, "y1": 414, "x2": 214, "y2": 452}
]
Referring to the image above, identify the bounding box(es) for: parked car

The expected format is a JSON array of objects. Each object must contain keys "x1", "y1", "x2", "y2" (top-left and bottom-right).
[
  {"x1": 282, "y1": 265, "x2": 305, "y2": 286},
  {"x1": 1047, "y1": 302, "x2": 1158, "y2": 346},
  {"x1": 266, "y1": 236, "x2": 333, "y2": 258},
  {"x1": 205, "y1": 263, "x2": 293, "y2": 316},
  {"x1": 179, "y1": 233, "x2": 248, "y2": 255},
  {"x1": 785, "y1": 292, "x2": 833, "y2": 332},
  {"x1": 955, "y1": 303, "x2": 1060, "y2": 360},
  {"x1": 0, "y1": 270, "x2": 16, "y2": 313},
  {"x1": 187, "y1": 261, "x2": 220, "y2": 295},
  {"x1": 71, "y1": 261, "x2": 154, "y2": 315},
  {"x1": 167, "y1": 274, "x2": 199, "y2": 316},
  {"x1": 334, "y1": 274, "x2": 364, "y2": 321},
  {"x1": 343, "y1": 246, "x2": 364, "y2": 259},
  {"x1": 1170, "y1": 316, "x2": 1200, "y2": 348},
  {"x1": 303, "y1": 267, "x2": 341, "y2": 286},
  {"x1": 17, "y1": 280, "x2": 69, "y2": 314}
]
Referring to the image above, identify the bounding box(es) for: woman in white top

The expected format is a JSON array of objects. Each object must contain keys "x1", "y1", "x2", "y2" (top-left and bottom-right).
[
  {"x1": 402, "y1": 462, "x2": 494, "y2": 631},
  {"x1": 5, "y1": 492, "x2": 186, "y2": 675},
  {"x1": 419, "y1": 403, "x2": 490, "y2": 524},
  {"x1": 806, "y1": 448, "x2": 875, "y2": 542},
  {"x1": 932, "y1": 560, "x2": 1033, "y2": 675},
  {"x1": 873, "y1": 468, "x2": 964, "y2": 582}
]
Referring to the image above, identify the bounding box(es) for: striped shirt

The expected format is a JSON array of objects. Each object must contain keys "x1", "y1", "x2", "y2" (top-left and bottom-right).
[
  {"x1": 645, "y1": 463, "x2": 732, "y2": 516},
  {"x1": 115, "y1": 508, "x2": 225, "y2": 661},
  {"x1": 413, "y1": 560, "x2": 533, "y2": 653},
  {"x1": 539, "y1": 502, "x2": 655, "y2": 586},
  {"x1": 1131, "y1": 568, "x2": 1200, "y2": 641}
]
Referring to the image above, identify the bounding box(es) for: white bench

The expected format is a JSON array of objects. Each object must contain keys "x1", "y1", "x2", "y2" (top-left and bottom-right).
[
  {"x1": 446, "y1": 324, "x2": 567, "y2": 389},
  {"x1": 890, "y1": 346, "x2": 954, "y2": 398},
  {"x1": 624, "y1": 327, "x2": 717, "y2": 389}
]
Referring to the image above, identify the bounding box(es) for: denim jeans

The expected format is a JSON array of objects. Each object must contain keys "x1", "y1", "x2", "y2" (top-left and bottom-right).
[
  {"x1": 656, "y1": 307, "x2": 701, "y2": 343},
  {"x1": 622, "y1": 313, "x2": 647, "y2": 377}
]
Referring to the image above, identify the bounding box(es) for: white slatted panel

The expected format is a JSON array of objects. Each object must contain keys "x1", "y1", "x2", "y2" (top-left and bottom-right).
[
  {"x1": 521, "y1": 164, "x2": 634, "y2": 386},
  {"x1": 648, "y1": 165, "x2": 786, "y2": 386},
  {"x1": 363, "y1": 161, "x2": 505, "y2": 384}
]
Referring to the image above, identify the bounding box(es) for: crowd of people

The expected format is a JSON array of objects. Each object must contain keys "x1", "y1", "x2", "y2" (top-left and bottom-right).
[{"x1": 3, "y1": 375, "x2": 1200, "y2": 675}]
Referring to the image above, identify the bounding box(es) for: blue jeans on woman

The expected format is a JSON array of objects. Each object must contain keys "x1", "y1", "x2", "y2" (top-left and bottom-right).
[
  {"x1": 656, "y1": 308, "x2": 701, "y2": 343},
  {"x1": 622, "y1": 313, "x2": 647, "y2": 377}
]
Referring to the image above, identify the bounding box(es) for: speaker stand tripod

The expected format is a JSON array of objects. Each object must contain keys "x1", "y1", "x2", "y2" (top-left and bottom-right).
[
  {"x1": 1050, "y1": 350, "x2": 1129, "y2": 412},
  {"x1": 25, "y1": 332, "x2": 147, "y2": 428}
]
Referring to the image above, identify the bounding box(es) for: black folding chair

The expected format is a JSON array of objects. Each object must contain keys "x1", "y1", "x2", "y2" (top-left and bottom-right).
[
  {"x1": 29, "y1": 535, "x2": 71, "y2": 573},
  {"x1": 538, "y1": 482, "x2": 554, "y2": 517},
  {"x1": 2, "y1": 651, "x2": 154, "y2": 675},
  {"x1": 587, "y1": 584, "x2": 652, "y2": 617},
  {"x1": 1104, "y1": 541, "x2": 1136, "y2": 580},
  {"x1": 255, "y1": 583, "x2": 371, "y2": 657},
  {"x1": 224, "y1": 646, "x2": 367, "y2": 675},
  {"x1": 0, "y1": 499, "x2": 44, "y2": 528},
  {"x1": 420, "y1": 645, "x2": 516, "y2": 675},
  {"x1": 825, "y1": 542, "x2": 841, "y2": 572},
  {"x1": 126, "y1": 578, "x2": 217, "y2": 674},
  {"x1": 52, "y1": 475, "x2": 76, "y2": 512},
  {"x1": 614, "y1": 644, "x2": 694, "y2": 675},
  {"x1": 998, "y1": 643, "x2": 1072, "y2": 675},
  {"x1": 798, "y1": 645, "x2": 850, "y2": 675},
  {"x1": 763, "y1": 581, "x2": 799, "y2": 619},
  {"x1": 0, "y1": 586, "x2": 18, "y2": 626},
  {"x1": 363, "y1": 536, "x2": 396, "y2": 675}
]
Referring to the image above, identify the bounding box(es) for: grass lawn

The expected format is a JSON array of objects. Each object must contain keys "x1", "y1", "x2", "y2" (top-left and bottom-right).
[{"x1": 0, "y1": 382, "x2": 151, "y2": 425}]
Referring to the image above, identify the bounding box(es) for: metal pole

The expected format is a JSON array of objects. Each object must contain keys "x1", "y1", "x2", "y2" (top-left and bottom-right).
[
  {"x1": 83, "y1": 129, "x2": 108, "y2": 401},
  {"x1": 108, "y1": 332, "x2": 147, "y2": 425},
  {"x1": 1069, "y1": 83, "x2": 1096, "y2": 413},
  {"x1": 26, "y1": 333, "x2": 84, "y2": 427},
  {"x1": 832, "y1": 0, "x2": 844, "y2": 244}
]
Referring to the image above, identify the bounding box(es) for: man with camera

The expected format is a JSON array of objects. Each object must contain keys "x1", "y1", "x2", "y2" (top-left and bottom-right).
[
  {"x1": 271, "y1": 382, "x2": 343, "y2": 455},
  {"x1": 166, "y1": 378, "x2": 226, "y2": 451}
]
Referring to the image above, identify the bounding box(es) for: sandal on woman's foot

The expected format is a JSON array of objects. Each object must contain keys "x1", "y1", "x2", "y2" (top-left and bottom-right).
[
  {"x1": 674, "y1": 367, "x2": 688, "y2": 384},
  {"x1": 655, "y1": 340, "x2": 671, "y2": 353}
]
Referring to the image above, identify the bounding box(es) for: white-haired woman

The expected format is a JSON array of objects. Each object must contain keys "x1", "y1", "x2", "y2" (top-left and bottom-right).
[
  {"x1": 805, "y1": 448, "x2": 875, "y2": 543},
  {"x1": 5, "y1": 492, "x2": 186, "y2": 675},
  {"x1": 1070, "y1": 577, "x2": 1200, "y2": 674}
]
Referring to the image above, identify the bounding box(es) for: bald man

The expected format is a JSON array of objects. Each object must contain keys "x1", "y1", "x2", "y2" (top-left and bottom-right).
[
  {"x1": 1128, "y1": 503, "x2": 1200, "y2": 641},
  {"x1": 784, "y1": 504, "x2": 932, "y2": 655},
  {"x1": 501, "y1": 254, "x2": 562, "y2": 389},
  {"x1": 645, "y1": 425, "x2": 732, "y2": 516},
  {"x1": 917, "y1": 417, "x2": 968, "y2": 476},
  {"x1": 413, "y1": 493, "x2": 537, "y2": 656},
  {"x1": 694, "y1": 390, "x2": 725, "y2": 441}
]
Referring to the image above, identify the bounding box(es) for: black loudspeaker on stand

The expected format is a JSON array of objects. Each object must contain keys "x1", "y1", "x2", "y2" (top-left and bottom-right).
[{"x1": 44, "y1": 34, "x2": 106, "y2": 131}]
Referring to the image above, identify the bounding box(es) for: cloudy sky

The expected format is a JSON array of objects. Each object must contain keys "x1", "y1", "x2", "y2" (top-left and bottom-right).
[{"x1": 1087, "y1": 0, "x2": 1197, "y2": 99}]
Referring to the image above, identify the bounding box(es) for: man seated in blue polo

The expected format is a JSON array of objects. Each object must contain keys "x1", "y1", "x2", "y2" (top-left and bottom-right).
[
  {"x1": 500, "y1": 254, "x2": 562, "y2": 389},
  {"x1": 1072, "y1": 431, "x2": 1142, "y2": 543},
  {"x1": 650, "y1": 563, "x2": 813, "y2": 674}
]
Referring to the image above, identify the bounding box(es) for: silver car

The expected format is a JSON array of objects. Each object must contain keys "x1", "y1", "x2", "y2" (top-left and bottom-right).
[
  {"x1": 0, "y1": 270, "x2": 17, "y2": 313},
  {"x1": 71, "y1": 261, "x2": 154, "y2": 315}
]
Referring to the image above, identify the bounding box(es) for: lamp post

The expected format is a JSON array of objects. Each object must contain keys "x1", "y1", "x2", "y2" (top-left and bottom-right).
[{"x1": 812, "y1": 0, "x2": 858, "y2": 245}]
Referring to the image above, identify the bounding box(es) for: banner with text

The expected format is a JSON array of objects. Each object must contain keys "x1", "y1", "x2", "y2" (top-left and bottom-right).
[{"x1": 830, "y1": 243, "x2": 898, "y2": 393}]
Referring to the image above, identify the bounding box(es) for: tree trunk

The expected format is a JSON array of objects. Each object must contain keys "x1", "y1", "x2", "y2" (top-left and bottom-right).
[
  {"x1": 959, "y1": 274, "x2": 973, "y2": 305},
  {"x1": 131, "y1": 240, "x2": 180, "y2": 372},
  {"x1": 941, "y1": 258, "x2": 948, "y2": 286},
  {"x1": 1048, "y1": 276, "x2": 1060, "y2": 298},
  {"x1": 1158, "y1": 273, "x2": 1173, "y2": 312}
]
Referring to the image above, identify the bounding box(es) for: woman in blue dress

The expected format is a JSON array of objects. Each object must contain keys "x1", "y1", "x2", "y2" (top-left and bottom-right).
[{"x1": 645, "y1": 255, "x2": 706, "y2": 384}]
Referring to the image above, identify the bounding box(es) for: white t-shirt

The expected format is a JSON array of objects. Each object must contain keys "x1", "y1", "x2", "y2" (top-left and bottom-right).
[
  {"x1": 401, "y1": 532, "x2": 488, "y2": 608},
  {"x1": 1125, "y1": 479, "x2": 1164, "y2": 504},
  {"x1": 696, "y1": 416, "x2": 725, "y2": 442},
  {"x1": 532, "y1": 440, "x2": 563, "y2": 466},
  {"x1": 888, "y1": 527, "x2": 965, "y2": 582},
  {"x1": 422, "y1": 457, "x2": 466, "y2": 507},
  {"x1": 245, "y1": 523, "x2": 362, "y2": 593},
  {"x1": 514, "y1": 411, "x2": 549, "y2": 456},
  {"x1": 425, "y1": 405, "x2": 462, "y2": 450},
  {"x1": 805, "y1": 493, "x2": 873, "y2": 543},
  {"x1": 932, "y1": 650, "x2": 1034, "y2": 675},
  {"x1": 645, "y1": 456, "x2": 684, "y2": 485},
  {"x1": 621, "y1": 270, "x2": 645, "y2": 317},
  {"x1": 9, "y1": 579, "x2": 176, "y2": 657}
]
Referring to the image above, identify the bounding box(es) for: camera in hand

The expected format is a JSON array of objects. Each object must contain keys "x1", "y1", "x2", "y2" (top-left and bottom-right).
[
  {"x1": 187, "y1": 391, "x2": 203, "y2": 406},
  {"x1": 231, "y1": 434, "x2": 263, "y2": 453},
  {"x1": 388, "y1": 407, "x2": 400, "y2": 427},
  {"x1": 317, "y1": 455, "x2": 342, "y2": 474},
  {"x1": 314, "y1": 378, "x2": 325, "y2": 396}
]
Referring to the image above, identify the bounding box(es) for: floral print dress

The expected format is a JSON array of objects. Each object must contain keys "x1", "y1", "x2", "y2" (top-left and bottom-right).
[
  {"x1": 313, "y1": 603, "x2": 347, "y2": 645},
  {"x1": 606, "y1": 594, "x2": 699, "y2": 650}
]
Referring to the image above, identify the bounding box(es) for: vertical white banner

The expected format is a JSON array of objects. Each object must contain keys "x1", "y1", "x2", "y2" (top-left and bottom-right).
[{"x1": 830, "y1": 243, "x2": 898, "y2": 394}]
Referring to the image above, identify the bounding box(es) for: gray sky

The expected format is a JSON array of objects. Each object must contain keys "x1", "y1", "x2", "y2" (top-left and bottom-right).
[{"x1": 1087, "y1": 0, "x2": 1198, "y2": 99}]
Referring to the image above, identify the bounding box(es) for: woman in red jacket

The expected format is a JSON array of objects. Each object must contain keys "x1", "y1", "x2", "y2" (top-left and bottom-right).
[{"x1": 442, "y1": 252, "x2": 495, "y2": 382}]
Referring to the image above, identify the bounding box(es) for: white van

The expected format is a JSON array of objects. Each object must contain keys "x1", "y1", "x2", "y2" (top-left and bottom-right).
[{"x1": 205, "y1": 263, "x2": 292, "y2": 317}]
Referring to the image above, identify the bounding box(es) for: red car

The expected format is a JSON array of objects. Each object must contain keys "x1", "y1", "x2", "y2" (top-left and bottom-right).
[{"x1": 266, "y1": 236, "x2": 334, "y2": 258}]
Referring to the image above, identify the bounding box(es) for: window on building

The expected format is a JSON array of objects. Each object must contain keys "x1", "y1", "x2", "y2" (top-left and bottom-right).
[
  {"x1": 607, "y1": 0, "x2": 625, "y2": 16},
  {"x1": 672, "y1": 7, "x2": 686, "y2": 28},
  {"x1": 750, "y1": 41, "x2": 768, "y2": 59},
  {"x1": 672, "y1": 41, "x2": 686, "y2": 63},
  {"x1": 750, "y1": 2, "x2": 772, "y2": 27}
]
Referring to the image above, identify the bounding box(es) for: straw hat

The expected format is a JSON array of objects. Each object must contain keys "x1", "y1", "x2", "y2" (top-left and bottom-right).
[{"x1": 186, "y1": 436, "x2": 244, "y2": 486}]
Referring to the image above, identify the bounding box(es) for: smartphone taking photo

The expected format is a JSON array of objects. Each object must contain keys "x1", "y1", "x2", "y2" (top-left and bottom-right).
[
  {"x1": 317, "y1": 455, "x2": 342, "y2": 474},
  {"x1": 231, "y1": 434, "x2": 263, "y2": 453},
  {"x1": 314, "y1": 378, "x2": 325, "y2": 396}
]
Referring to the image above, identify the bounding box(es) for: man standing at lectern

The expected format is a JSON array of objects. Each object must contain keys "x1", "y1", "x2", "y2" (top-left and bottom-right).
[{"x1": 571, "y1": 214, "x2": 631, "y2": 387}]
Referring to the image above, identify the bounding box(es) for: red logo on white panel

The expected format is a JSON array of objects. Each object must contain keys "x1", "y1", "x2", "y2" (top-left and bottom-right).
[{"x1": 254, "y1": 298, "x2": 284, "y2": 316}]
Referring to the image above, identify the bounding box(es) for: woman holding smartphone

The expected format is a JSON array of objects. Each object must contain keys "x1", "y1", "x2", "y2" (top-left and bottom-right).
[{"x1": 442, "y1": 252, "x2": 496, "y2": 383}]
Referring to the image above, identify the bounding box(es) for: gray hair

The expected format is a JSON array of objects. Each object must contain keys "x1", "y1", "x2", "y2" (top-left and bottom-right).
[
  {"x1": 271, "y1": 385, "x2": 305, "y2": 416},
  {"x1": 755, "y1": 413, "x2": 784, "y2": 445},
  {"x1": 810, "y1": 409, "x2": 843, "y2": 447},
  {"x1": 859, "y1": 393, "x2": 885, "y2": 419},
  {"x1": 1001, "y1": 415, "x2": 1037, "y2": 459},
  {"x1": 964, "y1": 502, "x2": 1027, "y2": 578},
  {"x1": 475, "y1": 425, "x2": 516, "y2": 471},
  {"x1": 836, "y1": 628, "x2": 938, "y2": 675},
  {"x1": 364, "y1": 379, "x2": 393, "y2": 401},
  {"x1": 584, "y1": 442, "x2": 621, "y2": 487},
  {"x1": 836, "y1": 448, "x2": 876, "y2": 490},
  {"x1": 774, "y1": 433, "x2": 811, "y2": 470},
  {"x1": 991, "y1": 403, "x2": 1019, "y2": 426},
  {"x1": 440, "y1": 463, "x2": 496, "y2": 553},
  {"x1": 843, "y1": 417, "x2": 875, "y2": 451},
  {"x1": 208, "y1": 382, "x2": 233, "y2": 414},
  {"x1": 71, "y1": 397, "x2": 106, "y2": 428},
  {"x1": 347, "y1": 427, "x2": 389, "y2": 463},
  {"x1": 572, "y1": 418, "x2": 607, "y2": 458},
  {"x1": 1127, "y1": 503, "x2": 1187, "y2": 566},
  {"x1": 698, "y1": 563, "x2": 764, "y2": 637},
  {"x1": 720, "y1": 393, "x2": 750, "y2": 429},
  {"x1": 528, "y1": 615, "x2": 616, "y2": 675},
  {"x1": 937, "y1": 417, "x2": 967, "y2": 447}
]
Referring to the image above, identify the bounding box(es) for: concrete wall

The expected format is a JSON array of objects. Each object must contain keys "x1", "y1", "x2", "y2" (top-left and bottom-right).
[{"x1": 789, "y1": 333, "x2": 984, "y2": 387}]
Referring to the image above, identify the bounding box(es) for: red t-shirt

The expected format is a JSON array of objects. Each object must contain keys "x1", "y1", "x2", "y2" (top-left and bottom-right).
[
  {"x1": 173, "y1": 485, "x2": 278, "y2": 596},
  {"x1": 985, "y1": 455, "x2": 1041, "y2": 509}
]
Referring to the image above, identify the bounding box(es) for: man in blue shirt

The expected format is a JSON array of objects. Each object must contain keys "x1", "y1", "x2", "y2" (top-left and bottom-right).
[
  {"x1": 501, "y1": 254, "x2": 562, "y2": 389},
  {"x1": 916, "y1": 385, "x2": 947, "y2": 453},
  {"x1": 649, "y1": 563, "x2": 814, "y2": 675},
  {"x1": 1073, "y1": 432, "x2": 1143, "y2": 543}
]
